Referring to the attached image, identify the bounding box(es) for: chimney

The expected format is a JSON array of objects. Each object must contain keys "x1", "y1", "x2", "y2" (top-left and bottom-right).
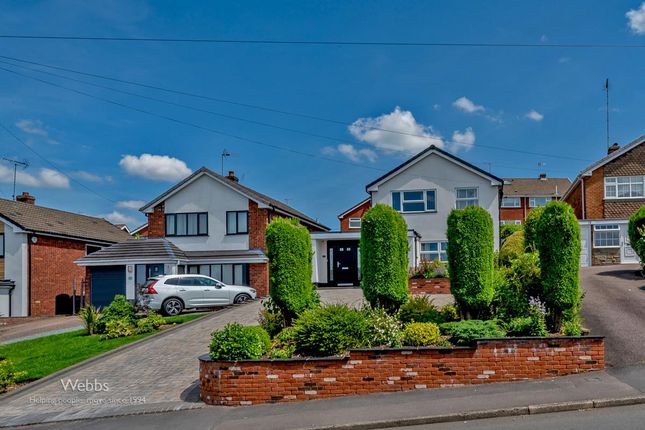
[
  {"x1": 16, "y1": 191, "x2": 35, "y2": 204},
  {"x1": 608, "y1": 142, "x2": 620, "y2": 155},
  {"x1": 226, "y1": 170, "x2": 239, "y2": 183},
  {"x1": 538, "y1": 173, "x2": 547, "y2": 180}
]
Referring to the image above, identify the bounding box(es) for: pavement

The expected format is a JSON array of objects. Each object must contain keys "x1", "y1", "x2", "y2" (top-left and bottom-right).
[
  {"x1": 580, "y1": 264, "x2": 645, "y2": 367},
  {"x1": 0, "y1": 316, "x2": 84, "y2": 345}
]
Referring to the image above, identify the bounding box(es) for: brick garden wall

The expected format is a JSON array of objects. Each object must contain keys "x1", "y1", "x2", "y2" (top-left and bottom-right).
[
  {"x1": 408, "y1": 277, "x2": 451, "y2": 294},
  {"x1": 200, "y1": 336, "x2": 604, "y2": 406}
]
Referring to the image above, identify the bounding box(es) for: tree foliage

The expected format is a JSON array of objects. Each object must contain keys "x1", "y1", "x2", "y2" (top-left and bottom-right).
[
  {"x1": 524, "y1": 207, "x2": 544, "y2": 252},
  {"x1": 628, "y1": 206, "x2": 645, "y2": 269}
]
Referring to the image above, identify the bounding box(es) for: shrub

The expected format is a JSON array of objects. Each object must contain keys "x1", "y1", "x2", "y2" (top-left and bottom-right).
[
  {"x1": 409, "y1": 260, "x2": 448, "y2": 279},
  {"x1": 258, "y1": 298, "x2": 285, "y2": 338},
  {"x1": 399, "y1": 295, "x2": 440, "y2": 323},
  {"x1": 505, "y1": 317, "x2": 533, "y2": 336},
  {"x1": 0, "y1": 359, "x2": 26, "y2": 393},
  {"x1": 628, "y1": 206, "x2": 645, "y2": 269},
  {"x1": 266, "y1": 218, "x2": 319, "y2": 323},
  {"x1": 360, "y1": 204, "x2": 409, "y2": 312},
  {"x1": 446, "y1": 206, "x2": 495, "y2": 318},
  {"x1": 493, "y1": 253, "x2": 542, "y2": 321},
  {"x1": 209, "y1": 323, "x2": 271, "y2": 360},
  {"x1": 440, "y1": 320, "x2": 505, "y2": 346},
  {"x1": 96, "y1": 295, "x2": 135, "y2": 334},
  {"x1": 536, "y1": 201, "x2": 581, "y2": 331},
  {"x1": 293, "y1": 304, "x2": 370, "y2": 357},
  {"x1": 500, "y1": 223, "x2": 523, "y2": 244},
  {"x1": 101, "y1": 319, "x2": 135, "y2": 339},
  {"x1": 527, "y1": 296, "x2": 548, "y2": 336},
  {"x1": 269, "y1": 327, "x2": 297, "y2": 359},
  {"x1": 364, "y1": 307, "x2": 402, "y2": 347},
  {"x1": 78, "y1": 304, "x2": 101, "y2": 336},
  {"x1": 499, "y1": 230, "x2": 525, "y2": 267},
  {"x1": 561, "y1": 318, "x2": 582, "y2": 336},
  {"x1": 135, "y1": 312, "x2": 165, "y2": 334},
  {"x1": 524, "y1": 207, "x2": 544, "y2": 252},
  {"x1": 401, "y1": 322, "x2": 441, "y2": 346},
  {"x1": 439, "y1": 304, "x2": 459, "y2": 323}
]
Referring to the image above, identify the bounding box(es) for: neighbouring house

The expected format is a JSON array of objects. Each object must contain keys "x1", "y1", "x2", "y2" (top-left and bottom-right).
[
  {"x1": 0, "y1": 192, "x2": 132, "y2": 317},
  {"x1": 76, "y1": 168, "x2": 328, "y2": 307},
  {"x1": 337, "y1": 198, "x2": 371, "y2": 232},
  {"x1": 114, "y1": 224, "x2": 131, "y2": 234},
  {"x1": 312, "y1": 145, "x2": 503, "y2": 287},
  {"x1": 563, "y1": 136, "x2": 645, "y2": 267},
  {"x1": 500, "y1": 174, "x2": 571, "y2": 224},
  {"x1": 131, "y1": 223, "x2": 148, "y2": 237}
]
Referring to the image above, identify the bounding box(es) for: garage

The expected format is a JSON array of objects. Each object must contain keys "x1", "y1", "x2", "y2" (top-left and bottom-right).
[{"x1": 90, "y1": 265, "x2": 126, "y2": 308}]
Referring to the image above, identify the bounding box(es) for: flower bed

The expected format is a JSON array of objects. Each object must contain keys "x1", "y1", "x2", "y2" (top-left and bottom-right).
[
  {"x1": 408, "y1": 277, "x2": 451, "y2": 294},
  {"x1": 199, "y1": 336, "x2": 604, "y2": 406}
]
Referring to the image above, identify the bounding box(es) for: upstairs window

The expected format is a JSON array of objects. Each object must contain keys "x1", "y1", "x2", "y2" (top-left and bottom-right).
[
  {"x1": 455, "y1": 188, "x2": 478, "y2": 209},
  {"x1": 528, "y1": 197, "x2": 552, "y2": 208},
  {"x1": 392, "y1": 190, "x2": 436, "y2": 213},
  {"x1": 0, "y1": 234, "x2": 4, "y2": 257},
  {"x1": 593, "y1": 224, "x2": 620, "y2": 248},
  {"x1": 605, "y1": 176, "x2": 644, "y2": 199},
  {"x1": 165, "y1": 212, "x2": 208, "y2": 236},
  {"x1": 348, "y1": 218, "x2": 362, "y2": 229},
  {"x1": 501, "y1": 197, "x2": 521, "y2": 208},
  {"x1": 226, "y1": 211, "x2": 248, "y2": 235}
]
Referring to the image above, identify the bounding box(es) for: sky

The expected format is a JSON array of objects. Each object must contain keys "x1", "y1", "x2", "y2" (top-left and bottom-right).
[{"x1": 1, "y1": 0, "x2": 645, "y2": 229}]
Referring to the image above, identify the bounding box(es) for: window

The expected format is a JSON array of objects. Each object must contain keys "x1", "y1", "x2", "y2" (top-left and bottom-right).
[
  {"x1": 529, "y1": 197, "x2": 552, "y2": 208},
  {"x1": 420, "y1": 241, "x2": 448, "y2": 262},
  {"x1": 501, "y1": 197, "x2": 521, "y2": 208},
  {"x1": 0, "y1": 233, "x2": 4, "y2": 257},
  {"x1": 455, "y1": 188, "x2": 478, "y2": 209},
  {"x1": 391, "y1": 190, "x2": 437, "y2": 213},
  {"x1": 593, "y1": 224, "x2": 620, "y2": 248},
  {"x1": 605, "y1": 176, "x2": 644, "y2": 199},
  {"x1": 348, "y1": 218, "x2": 361, "y2": 229},
  {"x1": 186, "y1": 263, "x2": 249, "y2": 285},
  {"x1": 500, "y1": 220, "x2": 522, "y2": 225},
  {"x1": 226, "y1": 211, "x2": 248, "y2": 235},
  {"x1": 165, "y1": 212, "x2": 208, "y2": 236}
]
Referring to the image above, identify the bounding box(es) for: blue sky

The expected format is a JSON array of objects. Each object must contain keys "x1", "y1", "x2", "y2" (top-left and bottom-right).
[{"x1": 1, "y1": 0, "x2": 645, "y2": 229}]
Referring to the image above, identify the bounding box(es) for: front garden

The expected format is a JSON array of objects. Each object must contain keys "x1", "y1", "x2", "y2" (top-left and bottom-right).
[{"x1": 200, "y1": 202, "x2": 604, "y2": 405}]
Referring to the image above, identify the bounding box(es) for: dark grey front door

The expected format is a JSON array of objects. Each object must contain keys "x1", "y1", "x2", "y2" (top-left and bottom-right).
[{"x1": 328, "y1": 241, "x2": 359, "y2": 286}]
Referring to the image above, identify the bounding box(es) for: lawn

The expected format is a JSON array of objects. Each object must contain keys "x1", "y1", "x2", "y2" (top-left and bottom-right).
[{"x1": 0, "y1": 312, "x2": 209, "y2": 383}]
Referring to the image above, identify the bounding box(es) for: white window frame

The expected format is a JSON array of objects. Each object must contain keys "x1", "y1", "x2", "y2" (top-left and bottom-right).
[
  {"x1": 420, "y1": 241, "x2": 448, "y2": 262},
  {"x1": 348, "y1": 218, "x2": 361, "y2": 229},
  {"x1": 604, "y1": 176, "x2": 645, "y2": 199},
  {"x1": 392, "y1": 190, "x2": 437, "y2": 213},
  {"x1": 501, "y1": 197, "x2": 521, "y2": 208},
  {"x1": 593, "y1": 224, "x2": 620, "y2": 248},
  {"x1": 455, "y1": 187, "x2": 479, "y2": 209},
  {"x1": 500, "y1": 220, "x2": 522, "y2": 225},
  {"x1": 528, "y1": 196, "x2": 552, "y2": 208}
]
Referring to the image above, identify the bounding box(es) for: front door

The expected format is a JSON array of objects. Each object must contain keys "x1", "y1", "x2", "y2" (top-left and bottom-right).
[{"x1": 328, "y1": 241, "x2": 359, "y2": 287}]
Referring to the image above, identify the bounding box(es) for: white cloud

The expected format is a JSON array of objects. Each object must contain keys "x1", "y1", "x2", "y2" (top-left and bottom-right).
[
  {"x1": 525, "y1": 110, "x2": 544, "y2": 122},
  {"x1": 453, "y1": 96, "x2": 485, "y2": 113},
  {"x1": 448, "y1": 127, "x2": 476, "y2": 152},
  {"x1": 627, "y1": 2, "x2": 645, "y2": 34},
  {"x1": 15, "y1": 119, "x2": 59, "y2": 145},
  {"x1": 119, "y1": 154, "x2": 192, "y2": 182},
  {"x1": 116, "y1": 200, "x2": 146, "y2": 210},
  {"x1": 349, "y1": 107, "x2": 444, "y2": 156},
  {"x1": 336, "y1": 144, "x2": 377, "y2": 162},
  {"x1": 99, "y1": 210, "x2": 138, "y2": 226},
  {"x1": 0, "y1": 165, "x2": 69, "y2": 189}
]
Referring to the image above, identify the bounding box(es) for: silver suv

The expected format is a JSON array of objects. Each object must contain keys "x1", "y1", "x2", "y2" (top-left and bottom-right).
[{"x1": 142, "y1": 274, "x2": 257, "y2": 315}]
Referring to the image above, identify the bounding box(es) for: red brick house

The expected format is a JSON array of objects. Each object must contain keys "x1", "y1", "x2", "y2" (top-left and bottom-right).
[
  {"x1": 337, "y1": 198, "x2": 371, "y2": 231},
  {"x1": 500, "y1": 175, "x2": 571, "y2": 224},
  {"x1": 0, "y1": 192, "x2": 132, "y2": 317},
  {"x1": 130, "y1": 223, "x2": 148, "y2": 237},
  {"x1": 563, "y1": 136, "x2": 645, "y2": 266},
  {"x1": 77, "y1": 168, "x2": 328, "y2": 305}
]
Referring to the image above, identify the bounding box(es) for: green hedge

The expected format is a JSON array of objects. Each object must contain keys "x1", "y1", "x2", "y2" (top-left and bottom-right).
[
  {"x1": 499, "y1": 230, "x2": 525, "y2": 266},
  {"x1": 360, "y1": 204, "x2": 409, "y2": 312},
  {"x1": 524, "y1": 207, "x2": 544, "y2": 252},
  {"x1": 209, "y1": 323, "x2": 271, "y2": 360},
  {"x1": 536, "y1": 201, "x2": 581, "y2": 330},
  {"x1": 500, "y1": 223, "x2": 523, "y2": 244},
  {"x1": 446, "y1": 206, "x2": 495, "y2": 318},
  {"x1": 266, "y1": 217, "x2": 319, "y2": 323},
  {"x1": 628, "y1": 206, "x2": 645, "y2": 266}
]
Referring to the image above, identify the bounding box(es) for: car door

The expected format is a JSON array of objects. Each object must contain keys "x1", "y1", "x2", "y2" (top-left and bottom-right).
[
  {"x1": 198, "y1": 277, "x2": 231, "y2": 306},
  {"x1": 175, "y1": 277, "x2": 204, "y2": 307}
]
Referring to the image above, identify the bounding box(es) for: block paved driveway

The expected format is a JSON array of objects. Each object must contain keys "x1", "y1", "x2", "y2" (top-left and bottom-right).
[
  {"x1": 580, "y1": 264, "x2": 645, "y2": 368},
  {"x1": 0, "y1": 288, "x2": 450, "y2": 427}
]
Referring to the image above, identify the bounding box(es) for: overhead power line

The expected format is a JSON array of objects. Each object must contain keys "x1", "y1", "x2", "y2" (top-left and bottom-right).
[
  {"x1": 0, "y1": 55, "x2": 593, "y2": 163},
  {"x1": 0, "y1": 34, "x2": 644, "y2": 49}
]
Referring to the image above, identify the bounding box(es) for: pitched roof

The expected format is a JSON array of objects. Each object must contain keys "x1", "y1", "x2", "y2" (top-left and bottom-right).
[
  {"x1": 502, "y1": 177, "x2": 571, "y2": 197},
  {"x1": 365, "y1": 145, "x2": 503, "y2": 191},
  {"x1": 140, "y1": 167, "x2": 329, "y2": 231},
  {"x1": 76, "y1": 238, "x2": 186, "y2": 265},
  {"x1": 337, "y1": 197, "x2": 371, "y2": 219},
  {"x1": 0, "y1": 198, "x2": 132, "y2": 244}
]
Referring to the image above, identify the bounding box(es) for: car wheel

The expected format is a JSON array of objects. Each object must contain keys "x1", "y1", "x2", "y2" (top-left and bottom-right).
[
  {"x1": 162, "y1": 298, "x2": 184, "y2": 316},
  {"x1": 233, "y1": 293, "x2": 251, "y2": 304}
]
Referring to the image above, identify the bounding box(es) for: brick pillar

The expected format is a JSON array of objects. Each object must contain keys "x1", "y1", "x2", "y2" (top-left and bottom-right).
[
  {"x1": 584, "y1": 168, "x2": 605, "y2": 220},
  {"x1": 248, "y1": 200, "x2": 269, "y2": 251},
  {"x1": 147, "y1": 202, "x2": 166, "y2": 238},
  {"x1": 249, "y1": 263, "x2": 269, "y2": 297}
]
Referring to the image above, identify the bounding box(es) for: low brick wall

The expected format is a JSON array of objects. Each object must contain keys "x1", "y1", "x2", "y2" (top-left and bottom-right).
[
  {"x1": 408, "y1": 277, "x2": 451, "y2": 294},
  {"x1": 200, "y1": 336, "x2": 604, "y2": 406}
]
